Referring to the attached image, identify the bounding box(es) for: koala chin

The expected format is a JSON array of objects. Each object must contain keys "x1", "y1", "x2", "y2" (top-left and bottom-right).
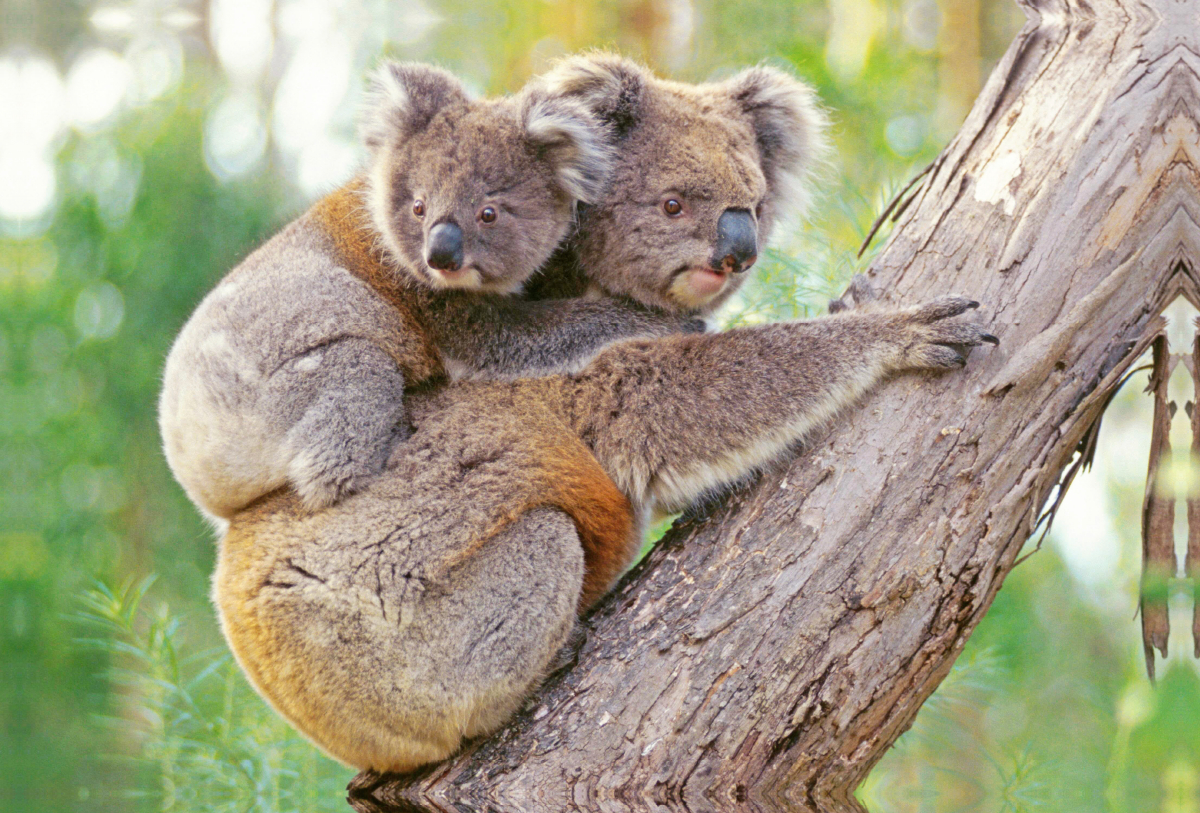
[{"x1": 159, "y1": 61, "x2": 699, "y2": 522}]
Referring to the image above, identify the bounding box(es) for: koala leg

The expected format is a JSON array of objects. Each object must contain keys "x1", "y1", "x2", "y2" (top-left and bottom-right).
[
  {"x1": 217, "y1": 485, "x2": 583, "y2": 774},
  {"x1": 429, "y1": 507, "x2": 584, "y2": 740},
  {"x1": 559, "y1": 296, "x2": 999, "y2": 512},
  {"x1": 271, "y1": 337, "x2": 408, "y2": 511}
]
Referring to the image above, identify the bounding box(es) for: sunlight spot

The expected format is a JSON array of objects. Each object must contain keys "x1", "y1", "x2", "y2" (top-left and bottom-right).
[
  {"x1": 0, "y1": 53, "x2": 65, "y2": 225},
  {"x1": 390, "y1": 0, "x2": 443, "y2": 45},
  {"x1": 67, "y1": 48, "x2": 132, "y2": 127},
  {"x1": 126, "y1": 36, "x2": 184, "y2": 103},
  {"x1": 902, "y1": 0, "x2": 940, "y2": 50},
  {"x1": 1050, "y1": 465, "x2": 1121, "y2": 588},
  {"x1": 204, "y1": 92, "x2": 268, "y2": 181},
  {"x1": 297, "y1": 136, "x2": 359, "y2": 196},
  {"x1": 885, "y1": 115, "x2": 925, "y2": 156},
  {"x1": 1115, "y1": 681, "x2": 1153, "y2": 728},
  {"x1": 211, "y1": 0, "x2": 274, "y2": 81},
  {"x1": 272, "y1": 38, "x2": 353, "y2": 155},
  {"x1": 91, "y1": 6, "x2": 136, "y2": 32},
  {"x1": 74, "y1": 282, "x2": 125, "y2": 341},
  {"x1": 0, "y1": 153, "x2": 56, "y2": 222},
  {"x1": 825, "y1": 0, "x2": 885, "y2": 81}
]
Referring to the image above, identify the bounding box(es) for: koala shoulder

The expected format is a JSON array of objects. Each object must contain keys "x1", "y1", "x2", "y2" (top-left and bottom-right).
[{"x1": 302, "y1": 182, "x2": 444, "y2": 383}]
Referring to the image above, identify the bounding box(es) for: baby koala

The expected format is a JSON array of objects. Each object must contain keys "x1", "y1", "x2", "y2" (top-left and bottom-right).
[{"x1": 159, "y1": 61, "x2": 695, "y2": 521}]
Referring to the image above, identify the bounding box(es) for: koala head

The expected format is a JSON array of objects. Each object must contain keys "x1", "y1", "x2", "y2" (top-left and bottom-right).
[
  {"x1": 540, "y1": 53, "x2": 829, "y2": 314},
  {"x1": 361, "y1": 61, "x2": 613, "y2": 293}
]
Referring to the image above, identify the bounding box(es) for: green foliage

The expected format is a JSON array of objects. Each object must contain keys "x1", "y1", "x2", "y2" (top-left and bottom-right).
[{"x1": 69, "y1": 577, "x2": 349, "y2": 812}]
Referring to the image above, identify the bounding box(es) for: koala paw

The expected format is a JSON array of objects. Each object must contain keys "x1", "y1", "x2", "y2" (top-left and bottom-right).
[
  {"x1": 895, "y1": 295, "x2": 998, "y2": 371},
  {"x1": 289, "y1": 422, "x2": 410, "y2": 511},
  {"x1": 545, "y1": 623, "x2": 588, "y2": 678},
  {"x1": 289, "y1": 453, "x2": 381, "y2": 512},
  {"x1": 641, "y1": 310, "x2": 709, "y2": 337},
  {"x1": 828, "y1": 273, "x2": 880, "y2": 313}
]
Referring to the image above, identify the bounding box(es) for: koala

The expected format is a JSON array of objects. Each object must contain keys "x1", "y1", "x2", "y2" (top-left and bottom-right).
[
  {"x1": 212, "y1": 54, "x2": 999, "y2": 774},
  {"x1": 159, "y1": 61, "x2": 698, "y2": 521}
]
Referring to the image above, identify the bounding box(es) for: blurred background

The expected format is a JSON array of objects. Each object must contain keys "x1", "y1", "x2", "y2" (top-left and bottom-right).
[{"x1": 4, "y1": 0, "x2": 1198, "y2": 811}]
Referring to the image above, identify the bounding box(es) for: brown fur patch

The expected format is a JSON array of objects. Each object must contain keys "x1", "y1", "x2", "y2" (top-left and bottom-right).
[
  {"x1": 214, "y1": 508, "x2": 306, "y2": 737},
  {"x1": 525, "y1": 427, "x2": 639, "y2": 610},
  {"x1": 307, "y1": 181, "x2": 445, "y2": 384}
]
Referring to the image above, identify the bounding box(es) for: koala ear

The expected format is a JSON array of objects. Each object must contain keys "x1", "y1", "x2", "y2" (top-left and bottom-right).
[
  {"x1": 538, "y1": 52, "x2": 647, "y2": 139},
  {"x1": 724, "y1": 65, "x2": 830, "y2": 218},
  {"x1": 359, "y1": 61, "x2": 469, "y2": 152},
  {"x1": 522, "y1": 91, "x2": 614, "y2": 204}
]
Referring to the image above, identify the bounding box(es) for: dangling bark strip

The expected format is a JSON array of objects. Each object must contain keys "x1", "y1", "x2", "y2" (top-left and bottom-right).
[
  {"x1": 1141, "y1": 334, "x2": 1175, "y2": 680},
  {"x1": 1189, "y1": 332, "x2": 1200, "y2": 656}
]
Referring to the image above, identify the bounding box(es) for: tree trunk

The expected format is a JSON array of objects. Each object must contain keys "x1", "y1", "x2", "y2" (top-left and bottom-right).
[{"x1": 350, "y1": 0, "x2": 1200, "y2": 808}]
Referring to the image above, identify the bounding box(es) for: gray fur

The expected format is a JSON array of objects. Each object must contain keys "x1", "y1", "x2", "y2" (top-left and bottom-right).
[
  {"x1": 424, "y1": 289, "x2": 707, "y2": 379},
  {"x1": 159, "y1": 219, "x2": 416, "y2": 517},
  {"x1": 559, "y1": 295, "x2": 994, "y2": 512}
]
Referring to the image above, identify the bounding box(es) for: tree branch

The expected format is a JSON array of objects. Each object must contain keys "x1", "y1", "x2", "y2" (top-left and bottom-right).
[{"x1": 352, "y1": 0, "x2": 1200, "y2": 807}]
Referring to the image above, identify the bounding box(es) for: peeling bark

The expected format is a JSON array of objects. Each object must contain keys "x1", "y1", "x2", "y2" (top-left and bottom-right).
[
  {"x1": 1191, "y1": 334, "x2": 1200, "y2": 655},
  {"x1": 351, "y1": 0, "x2": 1200, "y2": 807},
  {"x1": 1141, "y1": 334, "x2": 1175, "y2": 679}
]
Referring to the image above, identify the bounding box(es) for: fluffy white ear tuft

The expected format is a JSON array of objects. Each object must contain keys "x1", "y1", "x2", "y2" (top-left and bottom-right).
[
  {"x1": 537, "y1": 52, "x2": 647, "y2": 139},
  {"x1": 523, "y1": 92, "x2": 614, "y2": 204},
  {"x1": 725, "y1": 65, "x2": 830, "y2": 221},
  {"x1": 358, "y1": 61, "x2": 469, "y2": 152}
]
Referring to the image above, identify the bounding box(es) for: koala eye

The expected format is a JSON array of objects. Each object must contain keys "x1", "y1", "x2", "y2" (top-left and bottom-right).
[
  {"x1": 755, "y1": 201, "x2": 765, "y2": 219},
  {"x1": 479, "y1": 206, "x2": 497, "y2": 224},
  {"x1": 412, "y1": 200, "x2": 426, "y2": 218},
  {"x1": 663, "y1": 199, "x2": 683, "y2": 217}
]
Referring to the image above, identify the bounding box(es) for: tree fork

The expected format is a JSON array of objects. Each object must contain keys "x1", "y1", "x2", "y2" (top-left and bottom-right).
[{"x1": 350, "y1": 0, "x2": 1200, "y2": 807}]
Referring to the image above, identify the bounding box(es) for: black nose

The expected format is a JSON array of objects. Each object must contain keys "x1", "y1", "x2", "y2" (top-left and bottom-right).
[
  {"x1": 711, "y1": 208, "x2": 758, "y2": 274},
  {"x1": 426, "y1": 222, "x2": 464, "y2": 272}
]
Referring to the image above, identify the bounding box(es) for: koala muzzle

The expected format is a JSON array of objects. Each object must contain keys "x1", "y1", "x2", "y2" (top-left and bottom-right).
[
  {"x1": 426, "y1": 222, "x2": 464, "y2": 272},
  {"x1": 711, "y1": 208, "x2": 758, "y2": 275}
]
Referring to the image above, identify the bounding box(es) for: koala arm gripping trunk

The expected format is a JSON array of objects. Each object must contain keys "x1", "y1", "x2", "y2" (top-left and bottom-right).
[
  {"x1": 557, "y1": 297, "x2": 996, "y2": 512},
  {"x1": 422, "y1": 292, "x2": 707, "y2": 379}
]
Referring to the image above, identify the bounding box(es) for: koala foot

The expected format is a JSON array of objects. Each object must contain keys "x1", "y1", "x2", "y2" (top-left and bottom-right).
[
  {"x1": 546, "y1": 623, "x2": 588, "y2": 677},
  {"x1": 828, "y1": 273, "x2": 880, "y2": 313},
  {"x1": 894, "y1": 295, "x2": 998, "y2": 371},
  {"x1": 290, "y1": 422, "x2": 410, "y2": 511},
  {"x1": 289, "y1": 453, "x2": 382, "y2": 512}
]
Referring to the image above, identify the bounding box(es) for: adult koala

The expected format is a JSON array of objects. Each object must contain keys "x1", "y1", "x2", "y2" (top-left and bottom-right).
[{"x1": 214, "y1": 54, "x2": 997, "y2": 773}]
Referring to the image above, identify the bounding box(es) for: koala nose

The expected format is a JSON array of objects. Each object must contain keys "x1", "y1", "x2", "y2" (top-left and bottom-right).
[
  {"x1": 426, "y1": 222, "x2": 464, "y2": 272},
  {"x1": 711, "y1": 208, "x2": 758, "y2": 274}
]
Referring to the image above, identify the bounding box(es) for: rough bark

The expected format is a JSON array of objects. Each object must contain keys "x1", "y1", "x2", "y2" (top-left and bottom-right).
[{"x1": 351, "y1": 0, "x2": 1200, "y2": 807}]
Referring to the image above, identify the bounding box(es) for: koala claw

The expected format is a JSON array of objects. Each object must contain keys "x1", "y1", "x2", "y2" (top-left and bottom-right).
[
  {"x1": 895, "y1": 295, "x2": 998, "y2": 372},
  {"x1": 829, "y1": 273, "x2": 880, "y2": 314},
  {"x1": 911, "y1": 295, "x2": 980, "y2": 323}
]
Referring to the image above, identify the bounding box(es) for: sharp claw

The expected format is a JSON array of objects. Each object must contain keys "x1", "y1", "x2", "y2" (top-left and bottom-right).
[
  {"x1": 967, "y1": 300, "x2": 981, "y2": 309},
  {"x1": 981, "y1": 332, "x2": 1000, "y2": 345}
]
